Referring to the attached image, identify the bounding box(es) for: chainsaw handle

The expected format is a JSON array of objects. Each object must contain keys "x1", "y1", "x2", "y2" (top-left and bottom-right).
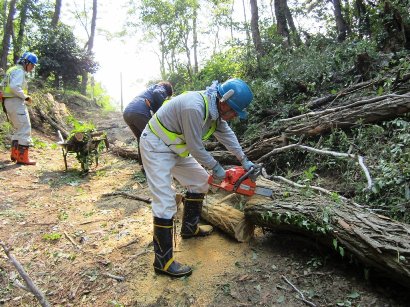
[{"x1": 233, "y1": 166, "x2": 256, "y2": 191}]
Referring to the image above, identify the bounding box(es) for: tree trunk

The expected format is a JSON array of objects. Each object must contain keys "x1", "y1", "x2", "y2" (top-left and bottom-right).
[
  {"x1": 274, "y1": 0, "x2": 290, "y2": 47},
  {"x1": 250, "y1": 0, "x2": 264, "y2": 59},
  {"x1": 81, "y1": 0, "x2": 97, "y2": 95},
  {"x1": 202, "y1": 192, "x2": 255, "y2": 242},
  {"x1": 193, "y1": 8, "x2": 198, "y2": 74},
  {"x1": 332, "y1": 0, "x2": 348, "y2": 42},
  {"x1": 0, "y1": 0, "x2": 17, "y2": 70},
  {"x1": 51, "y1": 0, "x2": 62, "y2": 28},
  {"x1": 284, "y1": 0, "x2": 301, "y2": 46},
  {"x1": 243, "y1": 178, "x2": 410, "y2": 288},
  {"x1": 13, "y1": 0, "x2": 30, "y2": 64},
  {"x1": 280, "y1": 95, "x2": 410, "y2": 137}
]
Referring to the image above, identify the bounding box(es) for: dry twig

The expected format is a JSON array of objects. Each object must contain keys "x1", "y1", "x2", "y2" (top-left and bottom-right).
[
  {"x1": 0, "y1": 241, "x2": 51, "y2": 307},
  {"x1": 64, "y1": 231, "x2": 81, "y2": 249},
  {"x1": 102, "y1": 272, "x2": 125, "y2": 282},
  {"x1": 102, "y1": 191, "x2": 152, "y2": 203},
  {"x1": 281, "y1": 275, "x2": 316, "y2": 307}
]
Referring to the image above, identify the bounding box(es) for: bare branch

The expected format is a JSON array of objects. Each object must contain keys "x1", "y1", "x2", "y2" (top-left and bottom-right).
[
  {"x1": 257, "y1": 143, "x2": 373, "y2": 189},
  {"x1": 0, "y1": 241, "x2": 51, "y2": 307},
  {"x1": 281, "y1": 275, "x2": 317, "y2": 307}
]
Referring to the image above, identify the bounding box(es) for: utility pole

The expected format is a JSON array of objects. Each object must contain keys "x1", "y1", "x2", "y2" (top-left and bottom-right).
[{"x1": 120, "y1": 72, "x2": 123, "y2": 112}]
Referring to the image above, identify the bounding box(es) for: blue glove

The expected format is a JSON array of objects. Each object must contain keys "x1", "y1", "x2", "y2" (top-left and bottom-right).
[
  {"x1": 212, "y1": 163, "x2": 226, "y2": 183},
  {"x1": 241, "y1": 156, "x2": 255, "y2": 171}
]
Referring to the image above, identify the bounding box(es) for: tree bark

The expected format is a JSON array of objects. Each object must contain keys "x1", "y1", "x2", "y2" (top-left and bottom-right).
[
  {"x1": 250, "y1": 0, "x2": 265, "y2": 58},
  {"x1": 284, "y1": 0, "x2": 301, "y2": 46},
  {"x1": 81, "y1": 0, "x2": 97, "y2": 95},
  {"x1": 243, "y1": 178, "x2": 410, "y2": 288},
  {"x1": 51, "y1": 0, "x2": 62, "y2": 28},
  {"x1": 274, "y1": 0, "x2": 290, "y2": 47},
  {"x1": 202, "y1": 192, "x2": 255, "y2": 242},
  {"x1": 0, "y1": 0, "x2": 17, "y2": 70},
  {"x1": 332, "y1": 0, "x2": 348, "y2": 42},
  {"x1": 280, "y1": 95, "x2": 410, "y2": 137},
  {"x1": 13, "y1": 0, "x2": 30, "y2": 64}
]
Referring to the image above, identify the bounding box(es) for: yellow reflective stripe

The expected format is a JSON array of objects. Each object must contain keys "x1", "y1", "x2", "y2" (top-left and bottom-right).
[
  {"x1": 149, "y1": 91, "x2": 216, "y2": 157},
  {"x1": 154, "y1": 224, "x2": 173, "y2": 228},
  {"x1": 203, "y1": 121, "x2": 217, "y2": 141},
  {"x1": 163, "y1": 257, "x2": 175, "y2": 271},
  {"x1": 185, "y1": 198, "x2": 203, "y2": 202},
  {"x1": 194, "y1": 227, "x2": 199, "y2": 235},
  {"x1": 3, "y1": 66, "x2": 27, "y2": 97}
]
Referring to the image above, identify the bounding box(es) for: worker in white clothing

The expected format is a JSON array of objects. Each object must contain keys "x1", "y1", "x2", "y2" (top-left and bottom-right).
[
  {"x1": 2, "y1": 52, "x2": 38, "y2": 165},
  {"x1": 140, "y1": 78, "x2": 256, "y2": 277}
]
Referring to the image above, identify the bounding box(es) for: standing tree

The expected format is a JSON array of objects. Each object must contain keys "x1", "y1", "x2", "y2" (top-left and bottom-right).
[
  {"x1": 0, "y1": 0, "x2": 17, "y2": 70},
  {"x1": 80, "y1": 0, "x2": 97, "y2": 95},
  {"x1": 250, "y1": 0, "x2": 265, "y2": 59},
  {"x1": 274, "y1": 0, "x2": 290, "y2": 47},
  {"x1": 332, "y1": 0, "x2": 348, "y2": 41},
  {"x1": 13, "y1": 0, "x2": 31, "y2": 64},
  {"x1": 51, "y1": 0, "x2": 62, "y2": 28}
]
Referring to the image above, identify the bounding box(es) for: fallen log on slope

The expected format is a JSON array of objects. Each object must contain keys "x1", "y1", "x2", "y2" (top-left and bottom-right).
[
  {"x1": 202, "y1": 192, "x2": 254, "y2": 242},
  {"x1": 279, "y1": 94, "x2": 410, "y2": 136},
  {"x1": 243, "y1": 178, "x2": 410, "y2": 288}
]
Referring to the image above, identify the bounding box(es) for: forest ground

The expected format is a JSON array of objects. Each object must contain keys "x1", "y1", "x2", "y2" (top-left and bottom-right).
[{"x1": 0, "y1": 107, "x2": 409, "y2": 307}]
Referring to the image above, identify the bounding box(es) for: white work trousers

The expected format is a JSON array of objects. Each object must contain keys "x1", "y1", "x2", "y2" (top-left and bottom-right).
[
  {"x1": 4, "y1": 98, "x2": 33, "y2": 146},
  {"x1": 140, "y1": 128, "x2": 209, "y2": 219}
]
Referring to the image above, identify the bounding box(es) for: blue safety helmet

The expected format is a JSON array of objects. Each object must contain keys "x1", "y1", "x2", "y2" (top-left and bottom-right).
[
  {"x1": 21, "y1": 52, "x2": 38, "y2": 65},
  {"x1": 217, "y1": 78, "x2": 253, "y2": 120}
]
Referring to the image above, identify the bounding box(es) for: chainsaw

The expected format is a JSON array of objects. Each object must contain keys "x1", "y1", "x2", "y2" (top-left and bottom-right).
[{"x1": 208, "y1": 166, "x2": 273, "y2": 198}]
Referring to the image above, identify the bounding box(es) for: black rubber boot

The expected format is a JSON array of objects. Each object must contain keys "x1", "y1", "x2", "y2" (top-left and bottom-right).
[
  {"x1": 153, "y1": 217, "x2": 192, "y2": 277},
  {"x1": 181, "y1": 192, "x2": 213, "y2": 239}
]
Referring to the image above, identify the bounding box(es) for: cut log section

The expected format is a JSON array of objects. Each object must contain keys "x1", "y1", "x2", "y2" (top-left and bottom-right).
[
  {"x1": 202, "y1": 191, "x2": 254, "y2": 242},
  {"x1": 243, "y1": 178, "x2": 410, "y2": 288}
]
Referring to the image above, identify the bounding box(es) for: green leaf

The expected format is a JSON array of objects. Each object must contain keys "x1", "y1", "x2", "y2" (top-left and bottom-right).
[
  {"x1": 347, "y1": 291, "x2": 360, "y2": 299},
  {"x1": 333, "y1": 239, "x2": 338, "y2": 250}
]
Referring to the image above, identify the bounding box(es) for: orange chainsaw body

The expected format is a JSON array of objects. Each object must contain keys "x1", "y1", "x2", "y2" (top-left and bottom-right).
[{"x1": 208, "y1": 166, "x2": 256, "y2": 196}]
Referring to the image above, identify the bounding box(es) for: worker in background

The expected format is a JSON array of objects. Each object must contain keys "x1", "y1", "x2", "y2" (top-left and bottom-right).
[
  {"x1": 3, "y1": 52, "x2": 38, "y2": 165},
  {"x1": 123, "y1": 81, "x2": 173, "y2": 174},
  {"x1": 140, "y1": 78, "x2": 256, "y2": 277}
]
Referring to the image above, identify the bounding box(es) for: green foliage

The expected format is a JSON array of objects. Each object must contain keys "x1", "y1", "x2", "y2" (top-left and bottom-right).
[
  {"x1": 355, "y1": 118, "x2": 410, "y2": 221},
  {"x1": 33, "y1": 24, "x2": 99, "y2": 90},
  {"x1": 87, "y1": 81, "x2": 115, "y2": 111},
  {"x1": 42, "y1": 233, "x2": 62, "y2": 241}
]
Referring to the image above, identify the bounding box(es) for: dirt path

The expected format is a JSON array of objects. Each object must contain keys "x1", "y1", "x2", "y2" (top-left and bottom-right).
[{"x1": 0, "y1": 110, "x2": 409, "y2": 306}]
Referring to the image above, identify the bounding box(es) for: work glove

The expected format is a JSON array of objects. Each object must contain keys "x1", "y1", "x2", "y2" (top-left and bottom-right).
[
  {"x1": 25, "y1": 96, "x2": 32, "y2": 104},
  {"x1": 211, "y1": 163, "x2": 226, "y2": 183},
  {"x1": 241, "y1": 156, "x2": 255, "y2": 171}
]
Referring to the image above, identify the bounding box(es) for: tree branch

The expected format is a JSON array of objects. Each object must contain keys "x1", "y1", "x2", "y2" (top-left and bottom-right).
[{"x1": 0, "y1": 241, "x2": 51, "y2": 307}]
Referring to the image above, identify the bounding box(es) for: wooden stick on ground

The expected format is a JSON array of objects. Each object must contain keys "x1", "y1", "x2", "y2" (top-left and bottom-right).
[
  {"x1": 0, "y1": 241, "x2": 51, "y2": 307},
  {"x1": 101, "y1": 191, "x2": 152, "y2": 203},
  {"x1": 64, "y1": 231, "x2": 81, "y2": 249},
  {"x1": 281, "y1": 275, "x2": 317, "y2": 307}
]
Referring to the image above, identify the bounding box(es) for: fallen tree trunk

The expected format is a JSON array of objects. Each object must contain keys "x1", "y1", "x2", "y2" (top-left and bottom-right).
[
  {"x1": 202, "y1": 192, "x2": 254, "y2": 242},
  {"x1": 243, "y1": 178, "x2": 410, "y2": 288},
  {"x1": 279, "y1": 94, "x2": 410, "y2": 137}
]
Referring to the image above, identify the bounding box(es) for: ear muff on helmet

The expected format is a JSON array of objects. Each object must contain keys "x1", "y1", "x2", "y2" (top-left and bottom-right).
[{"x1": 217, "y1": 78, "x2": 253, "y2": 120}]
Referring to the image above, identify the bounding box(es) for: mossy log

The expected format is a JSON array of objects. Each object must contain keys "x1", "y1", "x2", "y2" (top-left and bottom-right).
[{"x1": 243, "y1": 178, "x2": 410, "y2": 288}]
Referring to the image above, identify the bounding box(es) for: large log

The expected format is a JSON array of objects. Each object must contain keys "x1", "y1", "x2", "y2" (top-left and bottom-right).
[
  {"x1": 202, "y1": 191, "x2": 254, "y2": 242},
  {"x1": 278, "y1": 94, "x2": 410, "y2": 136},
  {"x1": 243, "y1": 178, "x2": 410, "y2": 288}
]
